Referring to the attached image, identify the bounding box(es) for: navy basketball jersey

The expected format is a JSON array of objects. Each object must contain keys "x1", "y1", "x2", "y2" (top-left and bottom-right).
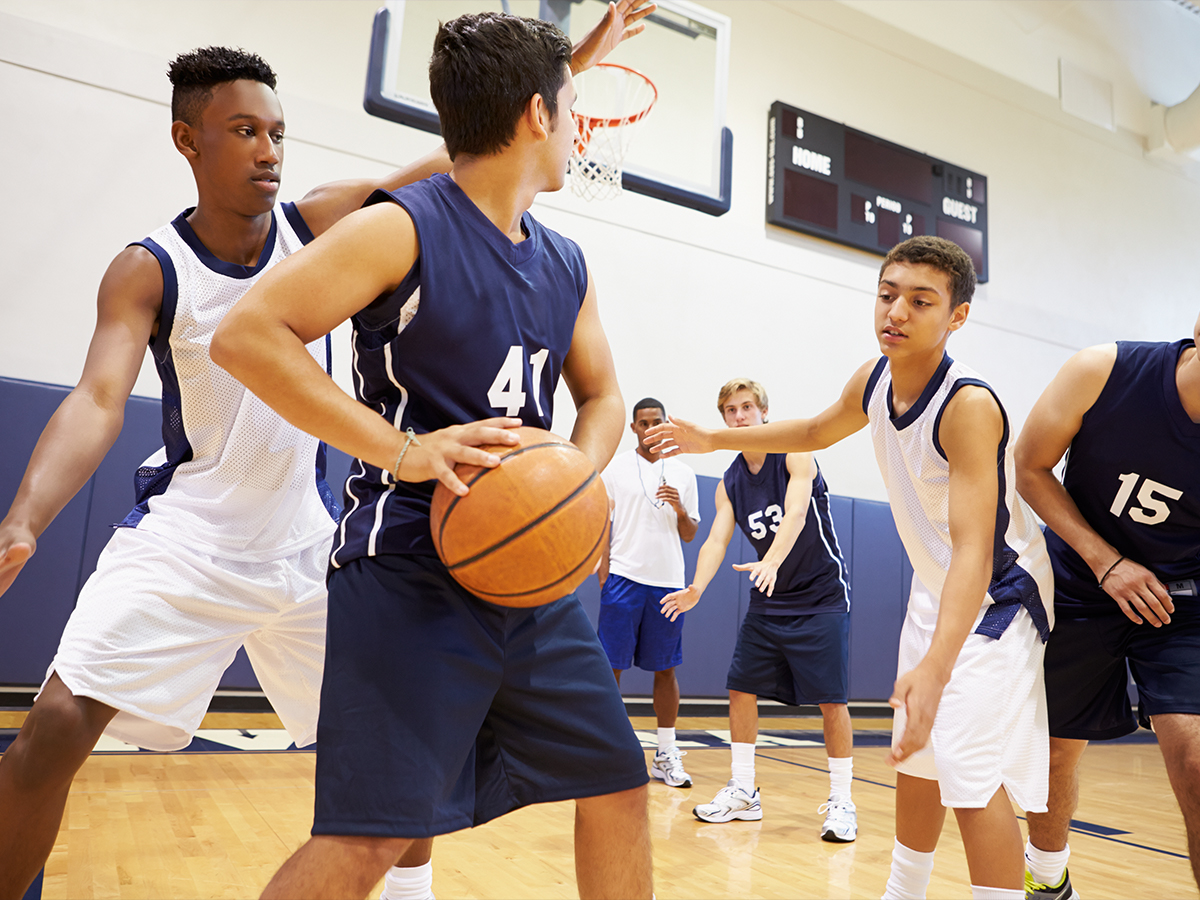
[
  {"x1": 1047, "y1": 339, "x2": 1200, "y2": 613},
  {"x1": 722, "y1": 454, "x2": 850, "y2": 615},
  {"x1": 331, "y1": 174, "x2": 589, "y2": 566}
]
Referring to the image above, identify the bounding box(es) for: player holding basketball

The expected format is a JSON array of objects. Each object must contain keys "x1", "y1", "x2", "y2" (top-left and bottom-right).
[
  {"x1": 598, "y1": 398, "x2": 700, "y2": 788},
  {"x1": 0, "y1": 5, "x2": 653, "y2": 898},
  {"x1": 659, "y1": 378, "x2": 856, "y2": 841},
  {"x1": 212, "y1": 11, "x2": 651, "y2": 900},
  {"x1": 1015, "y1": 314, "x2": 1200, "y2": 898},
  {"x1": 647, "y1": 236, "x2": 1053, "y2": 900}
]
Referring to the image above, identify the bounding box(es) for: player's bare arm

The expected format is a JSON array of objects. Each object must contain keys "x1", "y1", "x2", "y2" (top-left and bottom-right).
[
  {"x1": 645, "y1": 359, "x2": 875, "y2": 457},
  {"x1": 1015, "y1": 343, "x2": 1174, "y2": 626},
  {"x1": 661, "y1": 481, "x2": 737, "y2": 621},
  {"x1": 732, "y1": 452, "x2": 815, "y2": 598},
  {"x1": 888, "y1": 386, "x2": 1002, "y2": 766},
  {"x1": 210, "y1": 202, "x2": 520, "y2": 495},
  {"x1": 0, "y1": 247, "x2": 162, "y2": 598},
  {"x1": 559, "y1": 269, "x2": 625, "y2": 473}
]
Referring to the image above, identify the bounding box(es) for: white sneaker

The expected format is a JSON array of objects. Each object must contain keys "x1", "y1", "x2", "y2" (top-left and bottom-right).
[
  {"x1": 693, "y1": 780, "x2": 762, "y2": 823},
  {"x1": 818, "y1": 798, "x2": 857, "y2": 842},
  {"x1": 651, "y1": 747, "x2": 692, "y2": 788}
]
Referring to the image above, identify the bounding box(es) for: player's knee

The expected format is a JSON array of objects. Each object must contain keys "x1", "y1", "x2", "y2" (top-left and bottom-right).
[
  {"x1": 577, "y1": 783, "x2": 649, "y2": 821},
  {"x1": 8, "y1": 695, "x2": 104, "y2": 786}
]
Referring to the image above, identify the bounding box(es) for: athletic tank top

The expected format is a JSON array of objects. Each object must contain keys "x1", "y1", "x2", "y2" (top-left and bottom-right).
[
  {"x1": 723, "y1": 454, "x2": 849, "y2": 615},
  {"x1": 330, "y1": 174, "x2": 588, "y2": 566},
  {"x1": 1047, "y1": 339, "x2": 1200, "y2": 613},
  {"x1": 863, "y1": 354, "x2": 1053, "y2": 640},
  {"x1": 122, "y1": 204, "x2": 339, "y2": 561}
]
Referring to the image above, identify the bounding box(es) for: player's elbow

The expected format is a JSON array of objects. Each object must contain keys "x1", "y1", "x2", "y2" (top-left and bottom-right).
[{"x1": 209, "y1": 308, "x2": 258, "y2": 380}]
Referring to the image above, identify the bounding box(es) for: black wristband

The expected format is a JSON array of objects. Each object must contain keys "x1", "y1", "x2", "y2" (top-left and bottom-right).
[{"x1": 1099, "y1": 555, "x2": 1125, "y2": 588}]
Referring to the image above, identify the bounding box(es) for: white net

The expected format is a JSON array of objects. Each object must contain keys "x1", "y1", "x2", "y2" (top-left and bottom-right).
[{"x1": 567, "y1": 64, "x2": 657, "y2": 201}]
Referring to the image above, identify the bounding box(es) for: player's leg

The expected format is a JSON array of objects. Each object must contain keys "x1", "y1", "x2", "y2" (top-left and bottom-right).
[
  {"x1": 574, "y1": 785, "x2": 652, "y2": 900},
  {"x1": 652, "y1": 668, "x2": 679, "y2": 730},
  {"x1": 638, "y1": 586, "x2": 689, "y2": 787},
  {"x1": 0, "y1": 673, "x2": 117, "y2": 898},
  {"x1": 954, "y1": 785, "x2": 1025, "y2": 894},
  {"x1": 1023, "y1": 737, "x2": 1087, "y2": 887},
  {"x1": 882, "y1": 773, "x2": 945, "y2": 900},
  {"x1": 379, "y1": 839, "x2": 435, "y2": 900},
  {"x1": 261, "y1": 836, "x2": 413, "y2": 900},
  {"x1": 1154, "y1": 713, "x2": 1200, "y2": 887}
]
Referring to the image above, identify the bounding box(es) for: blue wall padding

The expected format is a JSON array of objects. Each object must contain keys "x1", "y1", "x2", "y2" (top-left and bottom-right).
[{"x1": 0, "y1": 378, "x2": 914, "y2": 701}]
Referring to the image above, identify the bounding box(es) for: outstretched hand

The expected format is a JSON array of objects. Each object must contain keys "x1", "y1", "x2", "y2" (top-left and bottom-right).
[
  {"x1": 885, "y1": 662, "x2": 947, "y2": 767},
  {"x1": 397, "y1": 417, "x2": 523, "y2": 495},
  {"x1": 0, "y1": 526, "x2": 36, "y2": 599},
  {"x1": 1100, "y1": 556, "x2": 1174, "y2": 626},
  {"x1": 733, "y1": 559, "x2": 780, "y2": 597},
  {"x1": 570, "y1": 0, "x2": 657, "y2": 74},
  {"x1": 643, "y1": 416, "x2": 713, "y2": 458},
  {"x1": 660, "y1": 585, "x2": 700, "y2": 622}
]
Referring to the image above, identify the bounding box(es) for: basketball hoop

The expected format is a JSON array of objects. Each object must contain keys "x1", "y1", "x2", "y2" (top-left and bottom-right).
[{"x1": 568, "y1": 63, "x2": 658, "y2": 201}]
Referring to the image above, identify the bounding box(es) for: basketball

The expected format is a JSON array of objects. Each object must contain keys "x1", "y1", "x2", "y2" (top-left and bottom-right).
[{"x1": 429, "y1": 427, "x2": 610, "y2": 607}]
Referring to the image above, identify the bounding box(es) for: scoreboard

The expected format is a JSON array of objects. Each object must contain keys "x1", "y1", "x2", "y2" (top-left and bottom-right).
[{"x1": 767, "y1": 101, "x2": 989, "y2": 282}]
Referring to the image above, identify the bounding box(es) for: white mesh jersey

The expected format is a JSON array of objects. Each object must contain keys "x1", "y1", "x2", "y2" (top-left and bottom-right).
[
  {"x1": 121, "y1": 204, "x2": 339, "y2": 561},
  {"x1": 863, "y1": 354, "x2": 1054, "y2": 640}
]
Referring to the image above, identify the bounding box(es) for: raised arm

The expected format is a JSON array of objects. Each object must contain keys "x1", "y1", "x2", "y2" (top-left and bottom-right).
[
  {"x1": 888, "y1": 386, "x2": 1002, "y2": 765},
  {"x1": 560, "y1": 268, "x2": 625, "y2": 473},
  {"x1": 210, "y1": 203, "x2": 520, "y2": 495},
  {"x1": 660, "y1": 481, "x2": 737, "y2": 621},
  {"x1": 0, "y1": 247, "x2": 161, "y2": 597},
  {"x1": 732, "y1": 452, "x2": 815, "y2": 598},
  {"x1": 1014, "y1": 344, "x2": 1173, "y2": 626},
  {"x1": 645, "y1": 359, "x2": 875, "y2": 457},
  {"x1": 568, "y1": 0, "x2": 656, "y2": 73}
]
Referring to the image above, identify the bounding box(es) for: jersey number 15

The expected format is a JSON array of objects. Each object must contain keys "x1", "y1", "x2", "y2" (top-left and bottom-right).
[{"x1": 1109, "y1": 473, "x2": 1183, "y2": 526}]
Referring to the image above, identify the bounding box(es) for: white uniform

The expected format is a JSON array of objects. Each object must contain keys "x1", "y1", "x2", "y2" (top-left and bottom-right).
[
  {"x1": 46, "y1": 204, "x2": 337, "y2": 751},
  {"x1": 865, "y1": 354, "x2": 1053, "y2": 811}
]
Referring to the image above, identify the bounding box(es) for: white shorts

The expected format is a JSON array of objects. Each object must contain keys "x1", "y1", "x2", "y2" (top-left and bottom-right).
[
  {"x1": 44, "y1": 526, "x2": 329, "y2": 751},
  {"x1": 891, "y1": 581, "x2": 1049, "y2": 812}
]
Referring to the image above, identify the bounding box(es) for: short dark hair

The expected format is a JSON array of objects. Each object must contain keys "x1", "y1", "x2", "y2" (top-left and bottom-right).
[
  {"x1": 429, "y1": 12, "x2": 572, "y2": 160},
  {"x1": 880, "y1": 236, "x2": 976, "y2": 309},
  {"x1": 168, "y1": 47, "x2": 277, "y2": 126},
  {"x1": 633, "y1": 398, "x2": 665, "y2": 420}
]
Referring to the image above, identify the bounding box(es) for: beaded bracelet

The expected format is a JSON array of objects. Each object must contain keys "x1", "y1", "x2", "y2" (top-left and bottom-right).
[
  {"x1": 392, "y1": 427, "x2": 422, "y2": 481},
  {"x1": 1098, "y1": 555, "x2": 1125, "y2": 589}
]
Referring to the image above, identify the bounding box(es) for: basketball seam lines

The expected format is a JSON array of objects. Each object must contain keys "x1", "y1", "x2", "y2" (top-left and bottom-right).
[{"x1": 472, "y1": 516, "x2": 611, "y2": 601}]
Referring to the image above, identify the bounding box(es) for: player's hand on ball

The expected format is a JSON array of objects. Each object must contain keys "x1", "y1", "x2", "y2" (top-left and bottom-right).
[
  {"x1": 885, "y1": 662, "x2": 947, "y2": 767},
  {"x1": 660, "y1": 585, "x2": 700, "y2": 621},
  {"x1": 0, "y1": 524, "x2": 36, "y2": 599},
  {"x1": 403, "y1": 417, "x2": 523, "y2": 495},
  {"x1": 644, "y1": 416, "x2": 713, "y2": 457},
  {"x1": 733, "y1": 559, "x2": 780, "y2": 597},
  {"x1": 1100, "y1": 556, "x2": 1174, "y2": 626}
]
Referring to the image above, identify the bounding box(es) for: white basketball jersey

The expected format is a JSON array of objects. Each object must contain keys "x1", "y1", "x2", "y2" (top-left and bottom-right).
[
  {"x1": 120, "y1": 204, "x2": 338, "y2": 561},
  {"x1": 864, "y1": 354, "x2": 1053, "y2": 640}
]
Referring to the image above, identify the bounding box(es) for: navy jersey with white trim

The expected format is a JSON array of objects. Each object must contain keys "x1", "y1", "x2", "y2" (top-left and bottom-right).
[
  {"x1": 331, "y1": 174, "x2": 589, "y2": 566},
  {"x1": 722, "y1": 454, "x2": 850, "y2": 615},
  {"x1": 1047, "y1": 339, "x2": 1200, "y2": 613}
]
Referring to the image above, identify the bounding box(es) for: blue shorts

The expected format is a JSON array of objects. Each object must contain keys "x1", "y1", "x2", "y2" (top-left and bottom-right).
[
  {"x1": 597, "y1": 574, "x2": 684, "y2": 672},
  {"x1": 726, "y1": 611, "x2": 849, "y2": 706},
  {"x1": 312, "y1": 555, "x2": 648, "y2": 838},
  {"x1": 1045, "y1": 606, "x2": 1200, "y2": 740}
]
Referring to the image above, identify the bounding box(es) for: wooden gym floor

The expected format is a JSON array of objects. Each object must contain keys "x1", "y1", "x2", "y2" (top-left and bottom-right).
[{"x1": 12, "y1": 713, "x2": 1195, "y2": 899}]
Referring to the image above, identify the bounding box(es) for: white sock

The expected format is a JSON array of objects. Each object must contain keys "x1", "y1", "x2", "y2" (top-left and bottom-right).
[
  {"x1": 881, "y1": 838, "x2": 935, "y2": 900},
  {"x1": 730, "y1": 741, "x2": 756, "y2": 792},
  {"x1": 828, "y1": 756, "x2": 853, "y2": 802},
  {"x1": 970, "y1": 887, "x2": 1023, "y2": 899},
  {"x1": 380, "y1": 861, "x2": 434, "y2": 900},
  {"x1": 1024, "y1": 839, "x2": 1070, "y2": 886},
  {"x1": 657, "y1": 727, "x2": 676, "y2": 753}
]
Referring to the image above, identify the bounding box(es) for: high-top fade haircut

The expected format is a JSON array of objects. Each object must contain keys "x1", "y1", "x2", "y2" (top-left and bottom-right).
[
  {"x1": 633, "y1": 398, "x2": 666, "y2": 420},
  {"x1": 717, "y1": 379, "x2": 769, "y2": 418},
  {"x1": 429, "y1": 12, "x2": 572, "y2": 160},
  {"x1": 880, "y1": 235, "x2": 976, "y2": 309},
  {"x1": 168, "y1": 46, "x2": 277, "y2": 126}
]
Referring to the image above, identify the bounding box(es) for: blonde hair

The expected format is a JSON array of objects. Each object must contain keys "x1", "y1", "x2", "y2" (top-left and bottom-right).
[{"x1": 716, "y1": 378, "x2": 768, "y2": 417}]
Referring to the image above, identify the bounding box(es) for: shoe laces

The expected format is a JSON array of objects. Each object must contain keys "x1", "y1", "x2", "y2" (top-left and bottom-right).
[{"x1": 818, "y1": 798, "x2": 854, "y2": 816}]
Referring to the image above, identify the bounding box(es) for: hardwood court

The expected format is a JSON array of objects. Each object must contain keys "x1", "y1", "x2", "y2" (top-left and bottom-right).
[{"x1": 40, "y1": 718, "x2": 1194, "y2": 899}]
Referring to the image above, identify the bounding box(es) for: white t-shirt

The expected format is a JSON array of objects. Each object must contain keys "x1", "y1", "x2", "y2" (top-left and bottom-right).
[{"x1": 601, "y1": 449, "x2": 700, "y2": 589}]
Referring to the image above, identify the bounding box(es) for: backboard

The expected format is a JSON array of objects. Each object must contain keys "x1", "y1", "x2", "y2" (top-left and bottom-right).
[{"x1": 363, "y1": 0, "x2": 732, "y2": 215}]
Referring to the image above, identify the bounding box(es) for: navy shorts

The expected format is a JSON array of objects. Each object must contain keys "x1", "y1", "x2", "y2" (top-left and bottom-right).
[
  {"x1": 597, "y1": 574, "x2": 684, "y2": 672},
  {"x1": 726, "y1": 611, "x2": 850, "y2": 706},
  {"x1": 1045, "y1": 606, "x2": 1200, "y2": 740},
  {"x1": 312, "y1": 554, "x2": 649, "y2": 838}
]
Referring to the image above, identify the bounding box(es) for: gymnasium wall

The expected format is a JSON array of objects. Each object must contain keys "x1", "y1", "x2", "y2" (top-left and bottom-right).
[{"x1": 1, "y1": 3, "x2": 1197, "y2": 697}]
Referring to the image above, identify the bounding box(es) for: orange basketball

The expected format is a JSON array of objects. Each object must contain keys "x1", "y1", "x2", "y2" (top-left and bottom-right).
[{"x1": 429, "y1": 427, "x2": 610, "y2": 607}]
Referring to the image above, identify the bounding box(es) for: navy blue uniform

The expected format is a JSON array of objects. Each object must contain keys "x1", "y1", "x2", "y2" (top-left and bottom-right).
[
  {"x1": 314, "y1": 174, "x2": 646, "y2": 838},
  {"x1": 1044, "y1": 339, "x2": 1200, "y2": 739},
  {"x1": 722, "y1": 454, "x2": 852, "y2": 706}
]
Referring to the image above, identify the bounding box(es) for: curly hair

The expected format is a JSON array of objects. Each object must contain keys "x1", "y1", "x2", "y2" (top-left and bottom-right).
[
  {"x1": 168, "y1": 46, "x2": 277, "y2": 125},
  {"x1": 430, "y1": 12, "x2": 572, "y2": 160},
  {"x1": 879, "y1": 236, "x2": 976, "y2": 309},
  {"x1": 716, "y1": 379, "x2": 769, "y2": 419}
]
